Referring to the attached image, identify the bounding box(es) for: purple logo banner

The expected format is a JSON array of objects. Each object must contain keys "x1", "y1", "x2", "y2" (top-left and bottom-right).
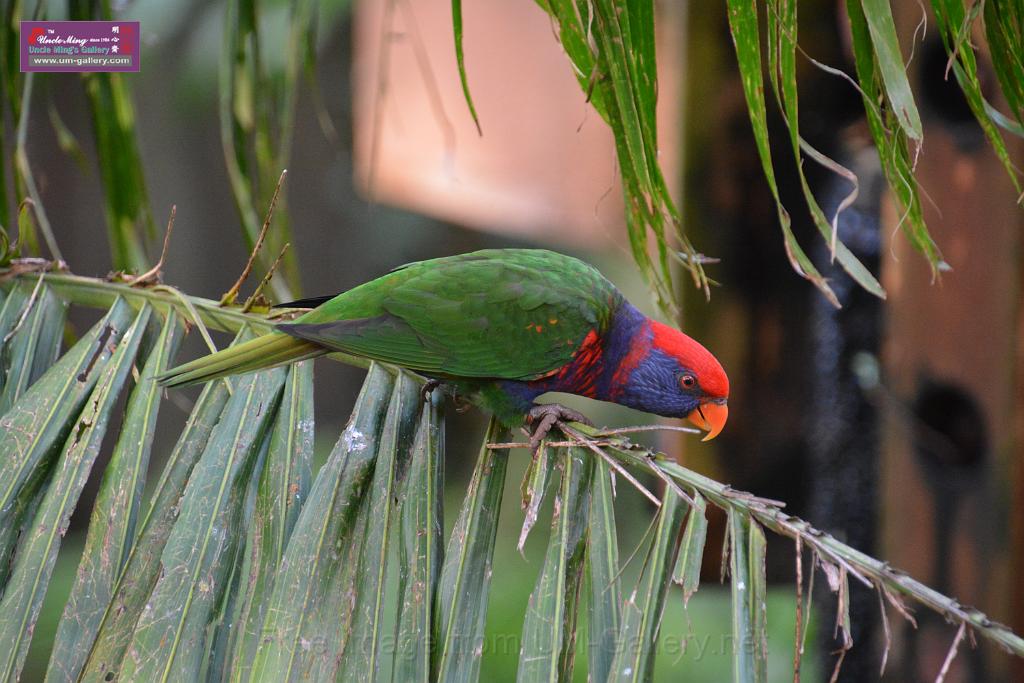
[{"x1": 21, "y1": 21, "x2": 140, "y2": 73}]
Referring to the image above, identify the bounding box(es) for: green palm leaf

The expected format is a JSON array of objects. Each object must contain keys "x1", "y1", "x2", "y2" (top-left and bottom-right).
[
  {"x1": 247, "y1": 363, "x2": 393, "y2": 682},
  {"x1": 336, "y1": 372, "x2": 422, "y2": 680},
  {"x1": 0, "y1": 300, "x2": 147, "y2": 681},
  {"x1": 586, "y1": 458, "x2": 622, "y2": 683},
  {"x1": 0, "y1": 270, "x2": 1019, "y2": 683},
  {"x1": 608, "y1": 489, "x2": 687, "y2": 682},
  {"x1": 433, "y1": 418, "x2": 508, "y2": 682},
  {"x1": 393, "y1": 394, "x2": 445, "y2": 682},
  {"x1": 225, "y1": 359, "x2": 314, "y2": 682},
  {"x1": 516, "y1": 447, "x2": 592, "y2": 682},
  {"x1": 79, "y1": 377, "x2": 232, "y2": 683},
  {"x1": 117, "y1": 343, "x2": 286, "y2": 682},
  {"x1": 46, "y1": 309, "x2": 181, "y2": 683}
]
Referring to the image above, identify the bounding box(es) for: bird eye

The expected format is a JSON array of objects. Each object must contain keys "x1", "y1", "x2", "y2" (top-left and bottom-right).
[{"x1": 680, "y1": 374, "x2": 696, "y2": 389}]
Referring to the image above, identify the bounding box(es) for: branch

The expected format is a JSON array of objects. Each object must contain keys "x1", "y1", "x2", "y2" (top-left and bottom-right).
[
  {"x1": 557, "y1": 423, "x2": 1024, "y2": 659},
  {"x1": 2, "y1": 265, "x2": 370, "y2": 372}
]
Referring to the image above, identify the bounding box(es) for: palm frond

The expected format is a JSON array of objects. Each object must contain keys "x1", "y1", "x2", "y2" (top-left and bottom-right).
[
  {"x1": 586, "y1": 457, "x2": 622, "y2": 682},
  {"x1": 532, "y1": 0, "x2": 699, "y2": 316},
  {"x1": 47, "y1": 309, "x2": 181, "y2": 681},
  {"x1": 608, "y1": 488, "x2": 687, "y2": 682},
  {"x1": 517, "y1": 446, "x2": 591, "y2": 682},
  {"x1": 0, "y1": 266, "x2": 1021, "y2": 683},
  {"x1": 522, "y1": 2, "x2": 1023, "y2": 306}
]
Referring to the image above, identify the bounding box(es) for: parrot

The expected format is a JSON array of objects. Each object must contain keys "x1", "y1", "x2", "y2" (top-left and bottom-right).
[{"x1": 158, "y1": 249, "x2": 729, "y2": 444}]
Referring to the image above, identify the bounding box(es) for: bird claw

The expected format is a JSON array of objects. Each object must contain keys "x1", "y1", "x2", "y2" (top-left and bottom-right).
[
  {"x1": 421, "y1": 379, "x2": 442, "y2": 402},
  {"x1": 526, "y1": 403, "x2": 594, "y2": 456}
]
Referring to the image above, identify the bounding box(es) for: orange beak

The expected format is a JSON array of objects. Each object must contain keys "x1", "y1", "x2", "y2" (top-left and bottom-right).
[{"x1": 686, "y1": 401, "x2": 728, "y2": 441}]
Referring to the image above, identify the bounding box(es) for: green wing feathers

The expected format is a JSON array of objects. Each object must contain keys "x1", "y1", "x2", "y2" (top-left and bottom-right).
[
  {"x1": 160, "y1": 249, "x2": 621, "y2": 386},
  {"x1": 283, "y1": 250, "x2": 619, "y2": 380}
]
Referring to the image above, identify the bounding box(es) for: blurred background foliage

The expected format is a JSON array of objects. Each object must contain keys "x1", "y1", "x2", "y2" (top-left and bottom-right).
[{"x1": 1, "y1": 0, "x2": 1023, "y2": 681}]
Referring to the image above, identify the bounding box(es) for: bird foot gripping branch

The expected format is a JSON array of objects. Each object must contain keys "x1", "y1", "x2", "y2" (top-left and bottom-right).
[
  {"x1": 525, "y1": 403, "x2": 594, "y2": 455},
  {"x1": 420, "y1": 378, "x2": 442, "y2": 402}
]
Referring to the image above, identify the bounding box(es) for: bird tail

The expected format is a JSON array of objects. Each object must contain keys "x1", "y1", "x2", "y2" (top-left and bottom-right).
[{"x1": 158, "y1": 332, "x2": 325, "y2": 388}]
